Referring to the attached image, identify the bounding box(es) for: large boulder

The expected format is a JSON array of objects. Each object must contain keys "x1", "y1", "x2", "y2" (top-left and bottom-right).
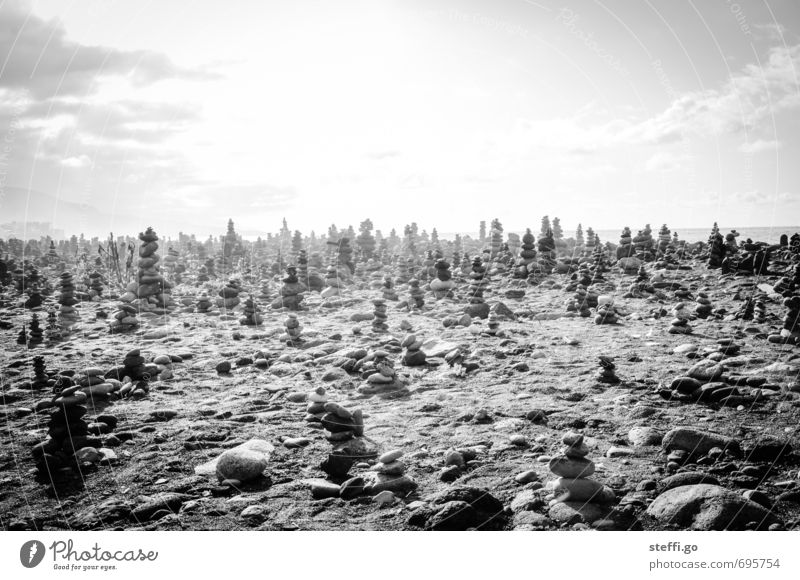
[{"x1": 646, "y1": 484, "x2": 780, "y2": 530}]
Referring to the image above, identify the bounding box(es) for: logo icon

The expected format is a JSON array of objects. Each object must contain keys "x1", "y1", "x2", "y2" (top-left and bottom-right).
[{"x1": 20, "y1": 540, "x2": 46, "y2": 568}]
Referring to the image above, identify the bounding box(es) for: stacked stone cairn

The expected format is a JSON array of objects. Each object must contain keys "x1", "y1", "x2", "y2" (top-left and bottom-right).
[
  {"x1": 693, "y1": 292, "x2": 713, "y2": 319},
  {"x1": 408, "y1": 279, "x2": 425, "y2": 309},
  {"x1": 31, "y1": 356, "x2": 50, "y2": 389},
  {"x1": 596, "y1": 356, "x2": 620, "y2": 384},
  {"x1": 465, "y1": 256, "x2": 490, "y2": 319},
  {"x1": 281, "y1": 313, "x2": 303, "y2": 344},
  {"x1": 197, "y1": 264, "x2": 210, "y2": 283},
  {"x1": 239, "y1": 297, "x2": 264, "y2": 325},
  {"x1": 45, "y1": 310, "x2": 62, "y2": 342},
  {"x1": 57, "y1": 272, "x2": 80, "y2": 332},
  {"x1": 271, "y1": 265, "x2": 305, "y2": 310},
  {"x1": 88, "y1": 272, "x2": 104, "y2": 298},
  {"x1": 402, "y1": 333, "x2": 426, "y2": 366},
  {"x1": 162, "y1": 247, "x2": 179, "y2": 279},
  {"x1": 516, "y1": 230, "x2": 537, "y2": 277},
  {"x1": 566, "y1": 284, "x2": 593, "y2": 317},
  {"x1": 196, "y1": 292, "x2": 213, "y2": 313},
  {"x1": 382, "y1": 276, "x2": 398, "y2": 301},
  {"x1": 754, "y1": 299, "x2": 767, "y2": 323},
  {"x1": 617, "y1": 227, "x2": 634, "y2": 259},
  {"x1": 357, "y1": 350, "x2": 410, "y2": 398},
  {"x1": 216, "y1": 278, "x2": 242, "y2": 311},
  {"x1": 372, "y1": 299, "x2": 389, "y2": 333},
  {"x1": 594, "y1": 299, "x2": 619, "y2": 325},
  {"x1": 768, "y1": 295, "x2": 800, "y2": 345},
  {"x1": 546, "y1": 432, "x2": 614, "y2": 519},
  {"x1": 27, "y1": 313, "x2": 44, "y2": 345},
  {"x1": 668, "y1": 302, "x2": 693, "y2": 334},
  {"x1": 431, "y1": 258, "x2": 455, "y2": 298},
  {"x1": 131, "y1": 227, "x2": 174, "y2": 309},
  {"x1": 321, "y1": 263, "x2": 344, "y2": 300},
  {"x1": 733, "y1": 297, "x2": 755, "y2": 321}
]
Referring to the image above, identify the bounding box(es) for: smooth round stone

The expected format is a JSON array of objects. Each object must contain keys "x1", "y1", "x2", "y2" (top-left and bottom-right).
[
  {"x1": 379, "y1": 449, "x2": 404, "y2": 464},
  {"x1": 562, "y1": 442, "x2": 590, "y2": 458},
  {"x1": 310, "y1": 480, "x2": 341, "y2": 499},
  {"x1": 215, "y1": 449, "x2": 268, "y2": 482},
  {"x1": 515, "y1": 470, "x2": 540, "y2": 484},
  {"x1": 373, "y1": 490, "x2": 396, "y2": 507},
  {"x1": 283, "y1": 437, "x2": 311, "y2": 449},
  {"x1": 215, "y1": 361, "x2": 232, "y2": 374},
  {"x1": 444, "y1": 450, "x2": 465, "y2": 468},
  {"x1": 309, "y1": 392, "x2": 328, "y2": 403},
  {"x1": 548, "y1": 501, "x2": 607, "y2": 525},
  {"x1": 323, "y1": 402, "x2": 352, "y2": 419},
  {"x1": 561, "y1": 432, "x2": 584, "y2": 446},
  {"x1": 549, "y1": 455, "x2": 595, "y2": 478},
  {"x1": 606, "y1": 446, "x2": 634, "y2": 458},
  {"x1": 367, "y1": 373, "x2": 393, "y2": 384},
  {"x1": 548, "y1": 477, "x2": 613, "y2": 503},
  {"x1": 370, "y1": 461, "x2": 405, "y2": 475},
  {"x1": 509, "y1": 434, "x2": 529, "y2": 447}
]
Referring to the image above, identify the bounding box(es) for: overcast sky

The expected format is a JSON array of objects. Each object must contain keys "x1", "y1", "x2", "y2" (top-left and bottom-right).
[{"x1": 1, "y1": 0, "x2": 798, "y2": 238}]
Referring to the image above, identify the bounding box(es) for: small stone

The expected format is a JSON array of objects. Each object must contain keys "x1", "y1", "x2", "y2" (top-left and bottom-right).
[{"x1": 374, "y1": 490, "x2": 396, "y2": 507}]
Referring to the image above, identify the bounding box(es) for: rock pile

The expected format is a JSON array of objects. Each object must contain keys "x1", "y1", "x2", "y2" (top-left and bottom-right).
[
  {"x1": 239, "y1": 297, "x2": 263, "y2": 326},
  {"x1": 596, "y1": 356, "x2": 620, "y2": 384},
  {"x1": 216, "y1": 278, "x2": 242, "y2": 311},
  {"x1": 401, "y1": 333, "x2": 426, "y2": 366},
  {"x1": 57, "y1": 272, "x2": 80, "y2": 332},
  {"x1": 382, "y1": 276, "x2": 398, "y2": 301},
  {"x1": 358, "y1": 350, "x2": 410, "y2": 398},
  {"x1": 668, "y1": 303, "x2": 693, "y2": 334},
  {"x1": 768, "y1": 295, "x2": 800, "y2": 344},
  {"x1": 546, "y1": 432, "x2": 614, "y2": 522},
  {"x1": 408, "y1": 279, "x2": 425, "y2": 309},
  {"x1": 372, "y1": 299, "x2": 388, "y2": 333},
  {"x1": 281, "y1": 313, "x2": 303, "y2": 344},
  {"x1": 465, "y1": 257, "x2": 490, "y2": 319},
  {"x1": 431, "y1": 258, "x2": 455, "y2": 298},
  {"x1": 271, "y1": 266, "x2": 304, "y2": 310},
  {"x1": 196, "y1": 292, "x2": 213, "y2": 313}
]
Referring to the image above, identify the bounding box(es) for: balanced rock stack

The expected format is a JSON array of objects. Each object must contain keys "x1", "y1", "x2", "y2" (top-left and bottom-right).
[
  {"x1": 16, "y1": 324, "x2": 28, "y2": 345},
  {"x1": 133, "y1": 227, "x2": 173, "y2": 308},
  {"x1": 596, "y1": 356, "x2": 620, "y2": 384},
  {"x1": 33, "y1": 383, "x2": 90, "y2": 478},
  {"x1": 382, "y1": 276, "x2": 398, "y2": 301},
  {"x1": 768, "y1": 296, "x2": 800, "y2": 344},
  {"x1": 162, "y1": 247, "x2": 179, "y2": 278},
  {"x1": 45, "y1": 310, "x2": 62, "y2": 342},
  {"x1": 358, "y1": 350, "x2": 410, "y2": 398},
  {"x1": 657, "y1": 224, "x2": 671, "y2": 255},
  {"x1": 27, "y1": 314, "x2": 44, "y2": 345},
  {"x1": 239, "y1": 297, "x2": 264, "y2": 325},
  {"x1": 515, "y1": 229, "x2": 537, "y2": 278},
  {"x1": 546, "y1": 432, "x2": 614, "y2": 516},
  {"x1": 57, "y1": 272, "x2": 80, "y2": 332},
  {"x1": 594, "y1": 300, "x2": 619, "y2": 325},
  {"x1": 271, "y1": 266, "x2": 305, "y2": 310},
  {"x1": 281, "y1": 313, "x2": 304, "y2": 344},
  {"x1": 431, "y1": 258, "x2": 455, "y2": 298},
  {"x1": 321, "y1": 263, "x2": 344, "y2": 299},
  {"x1": 408, "y1": 279, "x2": 425, "y2": 309},
  {"x1": 108, "y1": 302, "x2": 139, "y2": 333},
  {"x1": 309, "y1": 397, "x2": 388, "y2": 490},
  {"x1": 623, "y1": 265, "x2": 654, "y2": 298},
  {"x1": 617, "y1": 227, "x2": 634, "y2": 258},
  {"x1": 694, "y1": 292, "x2": 713, "y2": 318},
  {"x1": 372, "y1": 299, "x2": 388, "y2": 333},
  {"x1": 197, "y1": 265, "x2": 210, "y2": 283},
  {"x1": 668, "y1": 303, "x2": 693, "y2": 334},
  {"x1": 566, "y1": 285, "x2": 592, "y2": 317},
  {"x1": 465, "y1": 257, "x2": 490, "y2": 319},
  {"x1": 297, "y1": 250, "x2": 310, "y2": 290},
  {"x1": 733, "y1": 297, "x2": 755, "y2": 321},
  {"x1": 88, "y1": 272, "x2": 104, "y2": 298},
  {"x1": 196, "y1": 292, "x2": 213, "y2": 313},
  {"x1": 754, "y1": 299, "x2": 767, "y2": 323},
  {"x1": 257, "y1": 279, "x2": 272, "y2": 302},
  {"x1": 367, "y1": 448, "x2": 417, "y2": 498},
  {"x1": 216, "y1": 278, "x2": 242, "y2": 311},
  {"x1": 401, "y1": 333, "x2": 426, "y2": 366},
  {"x1": 31, "y1": 356, "x2": 50, "y2": 389},
  {"x1": 304, "y1": 386, "x2": 330, "y2": 429},
  {"x1": 395, "y1": 259, "x2": 411, "y2": 285}
]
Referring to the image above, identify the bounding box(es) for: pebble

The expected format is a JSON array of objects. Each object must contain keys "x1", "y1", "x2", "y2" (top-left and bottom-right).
[
  {"x1": 374, "y1": 490, "x2": 396, "y2": 507},
  {"x1": 514, "y1": 470, "x2": 539, "y2": 484}
]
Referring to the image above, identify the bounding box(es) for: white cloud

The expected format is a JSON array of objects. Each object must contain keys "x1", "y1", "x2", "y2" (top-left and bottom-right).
[
  {"x1": 60, "y1": 155, "x2": 92, "y2": 168},
  {"x1": 645, "y1": 151, "x2": 686, "y2": 172},
  {"x1": 738, "y1": 139, "x2": 780, "y2": 153}
]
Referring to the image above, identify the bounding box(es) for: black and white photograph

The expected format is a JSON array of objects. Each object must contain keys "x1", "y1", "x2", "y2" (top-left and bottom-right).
[{"x1": 1, "y1": 0, "x2": 799, "y2": 575}]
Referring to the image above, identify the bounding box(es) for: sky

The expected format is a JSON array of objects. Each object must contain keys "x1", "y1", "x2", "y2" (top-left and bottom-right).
[{"x1": 0, "y1": 0, "x2": 798, "y2": 239}]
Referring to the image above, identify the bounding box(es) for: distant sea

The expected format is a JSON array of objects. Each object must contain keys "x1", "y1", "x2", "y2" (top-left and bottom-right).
[{"x1": 441, "y1": 226, "x2": 800, "y2": 244}]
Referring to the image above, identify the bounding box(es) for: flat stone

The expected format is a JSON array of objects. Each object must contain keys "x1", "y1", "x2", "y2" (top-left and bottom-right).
[
  {"x1": 548, "y1": 456, "x2": 595, "y2": 478},
  {"x1": 628, "y1": 427, "x2": 663, "y2": 447},
  {"x1": 662, "y1": 428, "x2": 741, "y2": 458},
  {"x1": 548, "y1": 501, "x2": 608, "y2": 525},
  {"x1": 195, "y1": 438, "x2": 274, "y2": 478}
]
